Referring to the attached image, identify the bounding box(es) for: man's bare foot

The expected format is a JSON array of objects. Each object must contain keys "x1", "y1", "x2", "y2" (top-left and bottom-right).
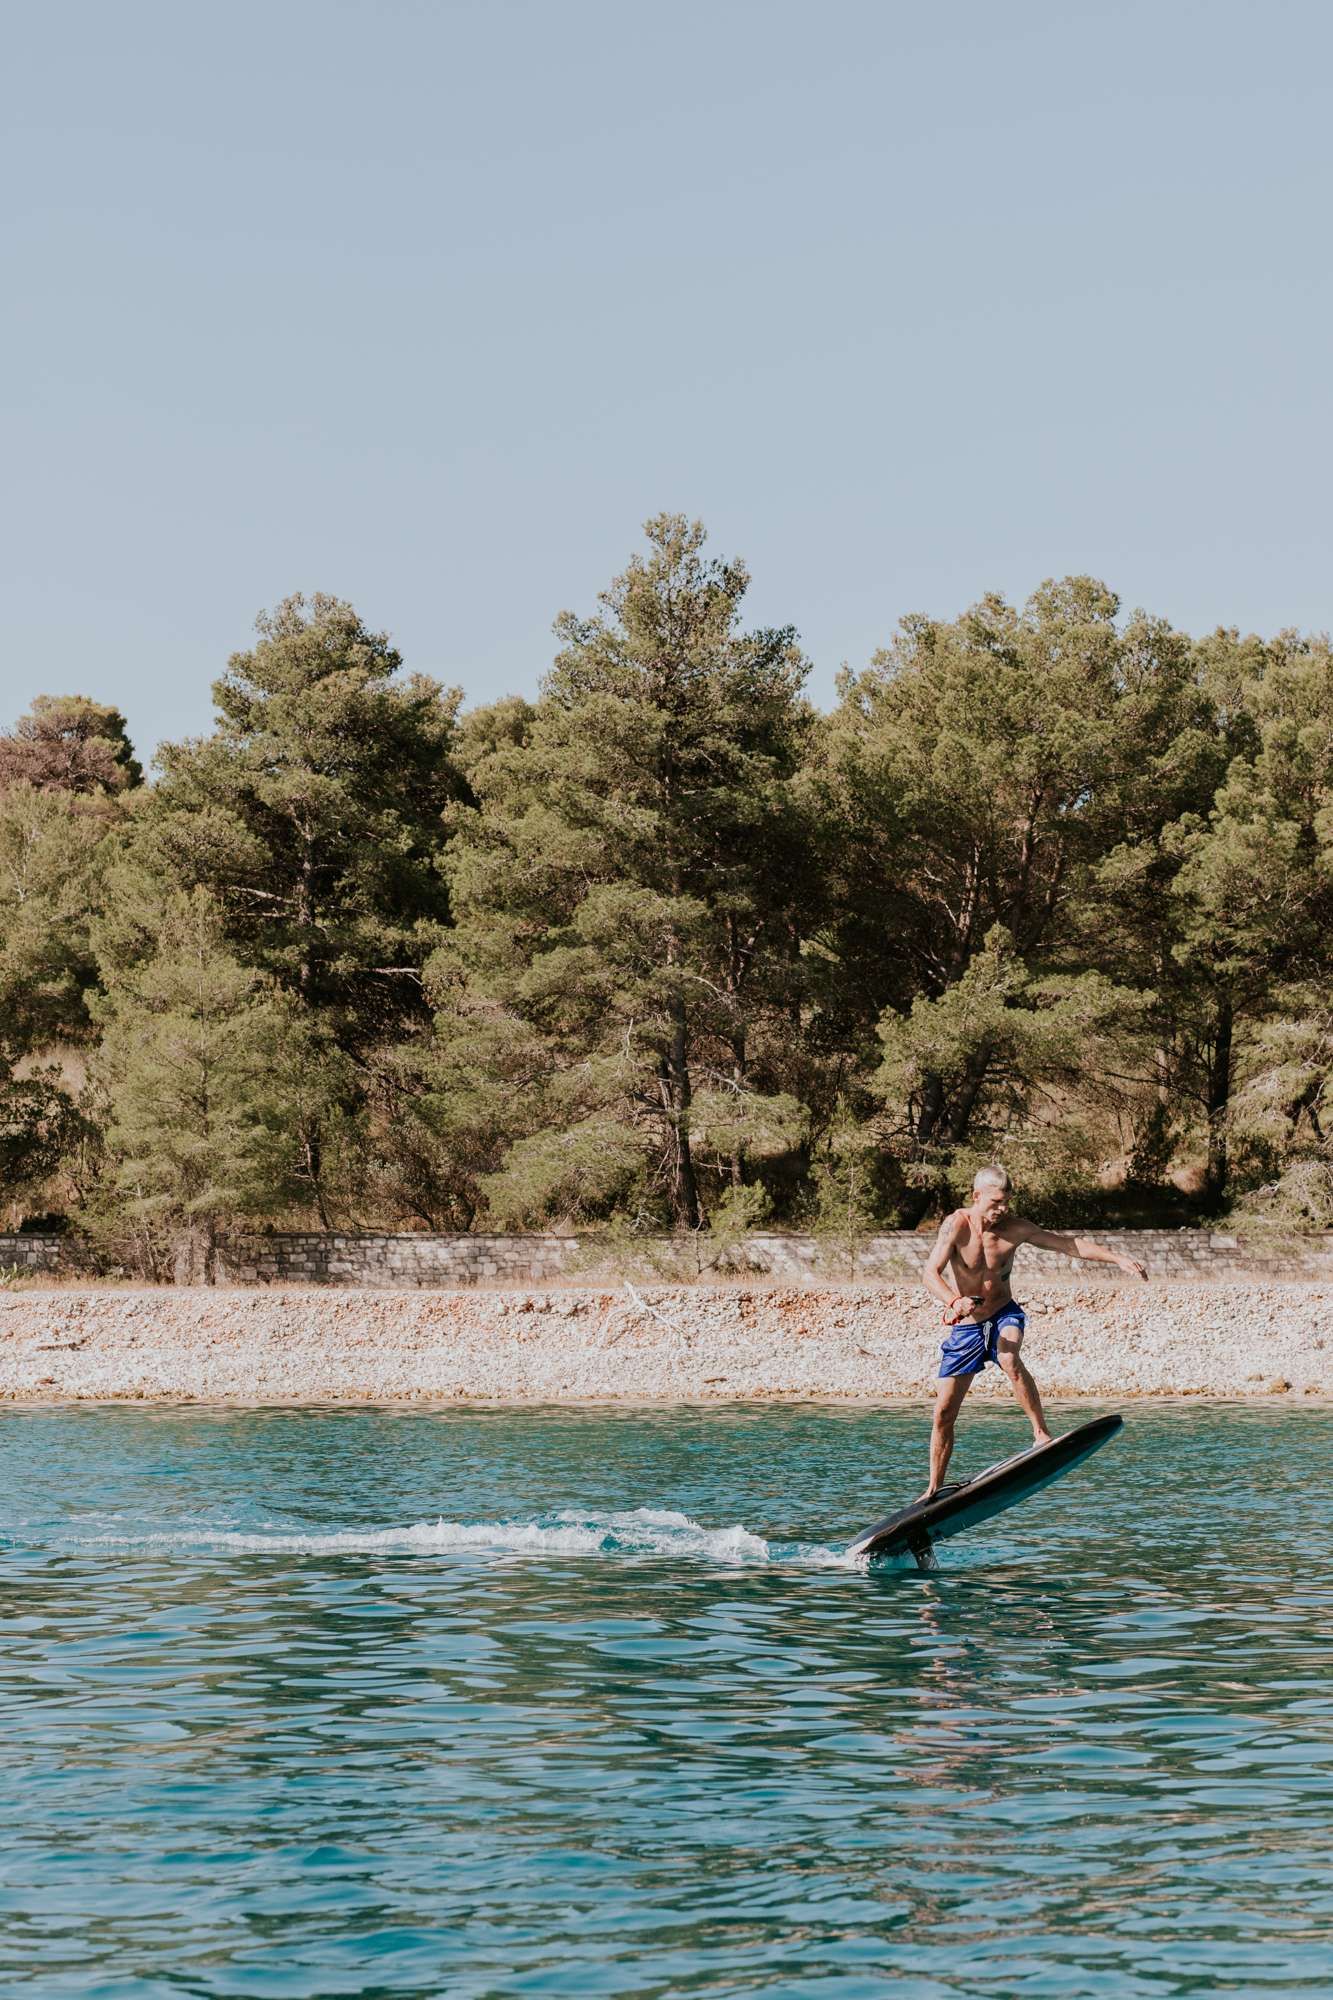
[{"x1": 1032, "y1": 1428, "x2": 1053, "y2": 1447}]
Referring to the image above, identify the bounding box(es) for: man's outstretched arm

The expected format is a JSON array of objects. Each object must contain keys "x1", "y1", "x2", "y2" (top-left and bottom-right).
[{"x1": 1016, "y1": 1221, "x2": 1147, "y2": 1281}]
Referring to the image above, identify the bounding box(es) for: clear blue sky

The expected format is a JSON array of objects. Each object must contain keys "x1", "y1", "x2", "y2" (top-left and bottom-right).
[{"x1": 5, "y1": 0, "x2": 1332, "y2": 763}]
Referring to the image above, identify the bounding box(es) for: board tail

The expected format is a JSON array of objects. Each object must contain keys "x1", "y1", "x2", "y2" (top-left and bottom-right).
[{"x1": 847, "y1": 1414, "x2": 1124, "y2": 1564}]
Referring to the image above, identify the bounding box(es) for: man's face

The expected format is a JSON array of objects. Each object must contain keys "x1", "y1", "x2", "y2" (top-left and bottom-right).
[{"x1": 975, "y1": 1187, "x2": 1010, "y2": 1228}]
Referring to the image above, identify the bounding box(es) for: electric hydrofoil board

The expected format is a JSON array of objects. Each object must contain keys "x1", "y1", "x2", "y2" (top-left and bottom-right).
[{"x1": 847, "y1": 1413, "x2": 1124, "y2": 1569}]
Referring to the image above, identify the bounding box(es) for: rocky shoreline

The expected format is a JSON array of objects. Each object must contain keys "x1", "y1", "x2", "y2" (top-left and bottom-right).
[{"x1": 0, "y1": 1280, "x2": 1326, "y2": 1403}]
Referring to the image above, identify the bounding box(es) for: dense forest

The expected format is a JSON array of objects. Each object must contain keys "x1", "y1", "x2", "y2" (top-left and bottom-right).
[{"x1": 3, "y1": 514, "x2": 1331, "y2": 1273}]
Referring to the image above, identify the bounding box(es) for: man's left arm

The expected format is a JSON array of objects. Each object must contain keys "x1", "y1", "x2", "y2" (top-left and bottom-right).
[{"x1": 1015, "y1": 1221, "x2": 1147, "y2": 1281}]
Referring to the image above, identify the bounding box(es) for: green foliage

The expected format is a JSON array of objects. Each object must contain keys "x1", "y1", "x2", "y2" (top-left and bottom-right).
[
  {"x1": 823, "y1": 583, "x2": 1211, "y2": 985},
  {"x1": 871, "y1": 926, "x2": 1152, "y2": 1216},
  {"x1": 0, "y1": 1053, "x2": 87, "y2": 1225},
  {"x1": 804, "y1": 1099, "x2": 889, "y2": 1275},
  {"x1": 1092, "y1": 628, "x2": 1333, "y2": 1207},
  {"x1": 1227, "y1": 991, "x2": 1333, "y2": 1229},
  {"x1": 0, "y1": 783, "x2": 117, "y2": 1050},
  {"x1": 443, "y1": 514, "x2": 819, "y2": 1230},
  {"x1": 7, "y1": 534, "x2": 1333, "y2": 1251},
  {"x1": 142, "y1": 592, "x2": 463, "y2": 1050},
  {"x1": 481, "y1": 1118, "x2": 651, "y2": 1231},
  {"x1": 362, "y1": 961, "x2": 554, "y2": 1229},
  {"x1": 0, "y1": 695, "x2": 141, "y2": 795},
  {"x1": 813, "y1": 580, "x2": 1216, "y2": 1217},
  {"x1": 91, "y1": 889, "x2": 302, "y2": 1280}
]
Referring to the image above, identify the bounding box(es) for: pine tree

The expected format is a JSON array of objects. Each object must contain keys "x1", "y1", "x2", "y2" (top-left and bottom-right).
[
  {"x1": 1158, "y1": 631, "x2": 1333, "y2": 1203},
  {"x1": 440, "y1": 516, "x2": 819, "y2": 1230},
  {"x1": 0, "y1": 783, "x2": 116, "y2": 1052},
  {"x1": 89, "y1": 595, "x2": 466, "y2": 1229},
  {"x1": 139, "y1": 593, "x2": 463, "y2": 1051},
  {"x1": 821, "y1": 580, "x2": 1217, "y2": 1216},
  {"x1": 93, "y1": 890, "x2": 298, "y2": 1281},
  {"x1": 871, "y1": 926, "x2": 1151, "y2": 1215},
  {"x1": 0, "y1": 1058, "x2": 87, "y2": 1228},
  {"x1": 1088, "y1": 627, "x2": 1333, "y2": 1209},
  {"x1": 0, "y1": 695, "x2": 141, "y2": 795},
  {"x1": 0, "y1": 783, "x2": 119, "y2": 1222}
]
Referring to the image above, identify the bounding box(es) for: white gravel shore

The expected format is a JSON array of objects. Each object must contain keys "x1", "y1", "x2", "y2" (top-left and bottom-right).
[{"x1": 0, "y1": 1280, "x2": 1327, "y2": 1403}]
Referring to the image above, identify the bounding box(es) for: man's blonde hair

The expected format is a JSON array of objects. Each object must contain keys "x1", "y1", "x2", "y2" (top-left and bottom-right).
[{"x1": 973, "y1": 1164, "x2": 1011, "y2": 1194}]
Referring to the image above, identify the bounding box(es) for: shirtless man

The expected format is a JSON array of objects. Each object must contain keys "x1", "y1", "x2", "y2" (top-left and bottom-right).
[{"x1": 920, "y1": 1165, "x2": 1147, "y2": 1496}]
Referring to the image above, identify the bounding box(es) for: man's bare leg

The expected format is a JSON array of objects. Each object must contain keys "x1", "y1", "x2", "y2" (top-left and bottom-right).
[
  {"x1": 923, "y1": 1373, "x2": 973, "y2": 1496},
  {"x1": 998, "y1": 1337, "x2": 1052, "y2": 1446}
]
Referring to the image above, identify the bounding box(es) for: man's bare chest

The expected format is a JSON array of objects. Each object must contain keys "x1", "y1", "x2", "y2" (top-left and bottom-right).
[{"x1": 953, "y1": 1229, "x2": 1019, "y2": 1279}]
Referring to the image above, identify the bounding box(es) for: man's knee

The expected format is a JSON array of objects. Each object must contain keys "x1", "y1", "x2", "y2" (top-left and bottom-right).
[{"x1": 933, "y1": 1383, "x2": 967, "y2": 1429}]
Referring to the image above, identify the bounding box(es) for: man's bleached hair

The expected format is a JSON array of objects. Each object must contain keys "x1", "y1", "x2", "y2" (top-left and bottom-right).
[{"x1": 973, "y1": 1165, "x2": 1011, "y2": 1194}]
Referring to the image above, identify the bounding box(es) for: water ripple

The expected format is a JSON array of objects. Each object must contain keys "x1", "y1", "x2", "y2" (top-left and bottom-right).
[{"x1": 1, "y1": 1401, "x2": 1330, "y2": 1997}]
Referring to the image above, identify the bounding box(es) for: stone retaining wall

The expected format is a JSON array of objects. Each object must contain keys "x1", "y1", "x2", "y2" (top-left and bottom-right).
[
  {"x1": 3, "y1": 1227, "x2": 1331, "y2": 1286},
  {"x1": 220, "y1": 1232, "x2": 580, "y2": 1286},
  {"x1": 0, "y1": 1234, "x2": 76, "y2": 1275}
]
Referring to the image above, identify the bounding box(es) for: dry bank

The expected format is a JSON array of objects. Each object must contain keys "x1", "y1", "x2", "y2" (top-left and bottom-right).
[{"x1": 0, "y1": 1281, "x2": 1325, "y2": 1403}]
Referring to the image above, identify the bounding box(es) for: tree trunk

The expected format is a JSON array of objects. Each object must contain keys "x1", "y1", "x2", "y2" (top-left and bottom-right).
[
  {"x1": 664, "y1": 989, "x2": 702, "y2": 1230},
  {"x1": 898, "y1": 1049, "x2": 990, "y2": 1226},
  {"x1": 726, "y1": 913, "x2": 747, "y2": 1189},
  {"x1": 914, "y1": 1070, "x2": 945, "y2": 1148},
  {"x1": 729, "y1": 1029, "x2": 746, "y2": 1190},
  {"x1": 302, "y1": 1119, "x2": 332, "y2": 1229},
  {"x1": 297, "y1": 817, "x2": 317, "y2": 1002},
  {"x1": 1203, "y1": 994, "x2": 1234, "y2": 1210},
  {"x1": 896, "y1": 1069, "x2": 946, "y2": 1228},
  {"x1": 660, "y1": 881, "x2": 702, "y2": 1229},
  {"x1": 945, "y1": 1047, "x2": 991, "y2": 1145}
]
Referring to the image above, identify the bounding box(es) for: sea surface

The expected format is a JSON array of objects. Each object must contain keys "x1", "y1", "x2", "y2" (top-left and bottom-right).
[{"x1": 2, "y1": 1402, "x2": 1330, "y2": 1999}]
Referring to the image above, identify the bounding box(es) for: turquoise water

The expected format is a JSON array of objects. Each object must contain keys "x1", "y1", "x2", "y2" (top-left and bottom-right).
[{"x1": 2, "y1": 1402, "x2": 1331, "y2": 1999}]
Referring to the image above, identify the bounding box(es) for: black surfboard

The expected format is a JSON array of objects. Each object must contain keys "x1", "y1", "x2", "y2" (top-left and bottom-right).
[{"x1": 846, "y1": 1413, "x2": 1124, "y2": 1568}]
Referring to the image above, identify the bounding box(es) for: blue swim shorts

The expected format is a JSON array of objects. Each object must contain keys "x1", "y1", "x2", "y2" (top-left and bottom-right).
[{"x1": 938, "y1": 1302, "x2": 1026, "y2": 1379}]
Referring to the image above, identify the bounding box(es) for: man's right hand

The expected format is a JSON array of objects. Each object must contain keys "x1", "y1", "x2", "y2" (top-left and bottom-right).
[{"x1": 942, "y1": 1294, "x2": 981, "y2": 1325}]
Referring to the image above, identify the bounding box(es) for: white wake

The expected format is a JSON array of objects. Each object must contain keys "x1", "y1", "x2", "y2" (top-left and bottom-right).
[{"x1": 72, "y1": 1504, "x2": 858, "y2": 1567}]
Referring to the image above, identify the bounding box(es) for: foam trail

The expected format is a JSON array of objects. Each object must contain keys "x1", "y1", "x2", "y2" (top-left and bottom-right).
[{"x1": 71, "y1": 1505, "x2": 858, "y2": 1568}]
